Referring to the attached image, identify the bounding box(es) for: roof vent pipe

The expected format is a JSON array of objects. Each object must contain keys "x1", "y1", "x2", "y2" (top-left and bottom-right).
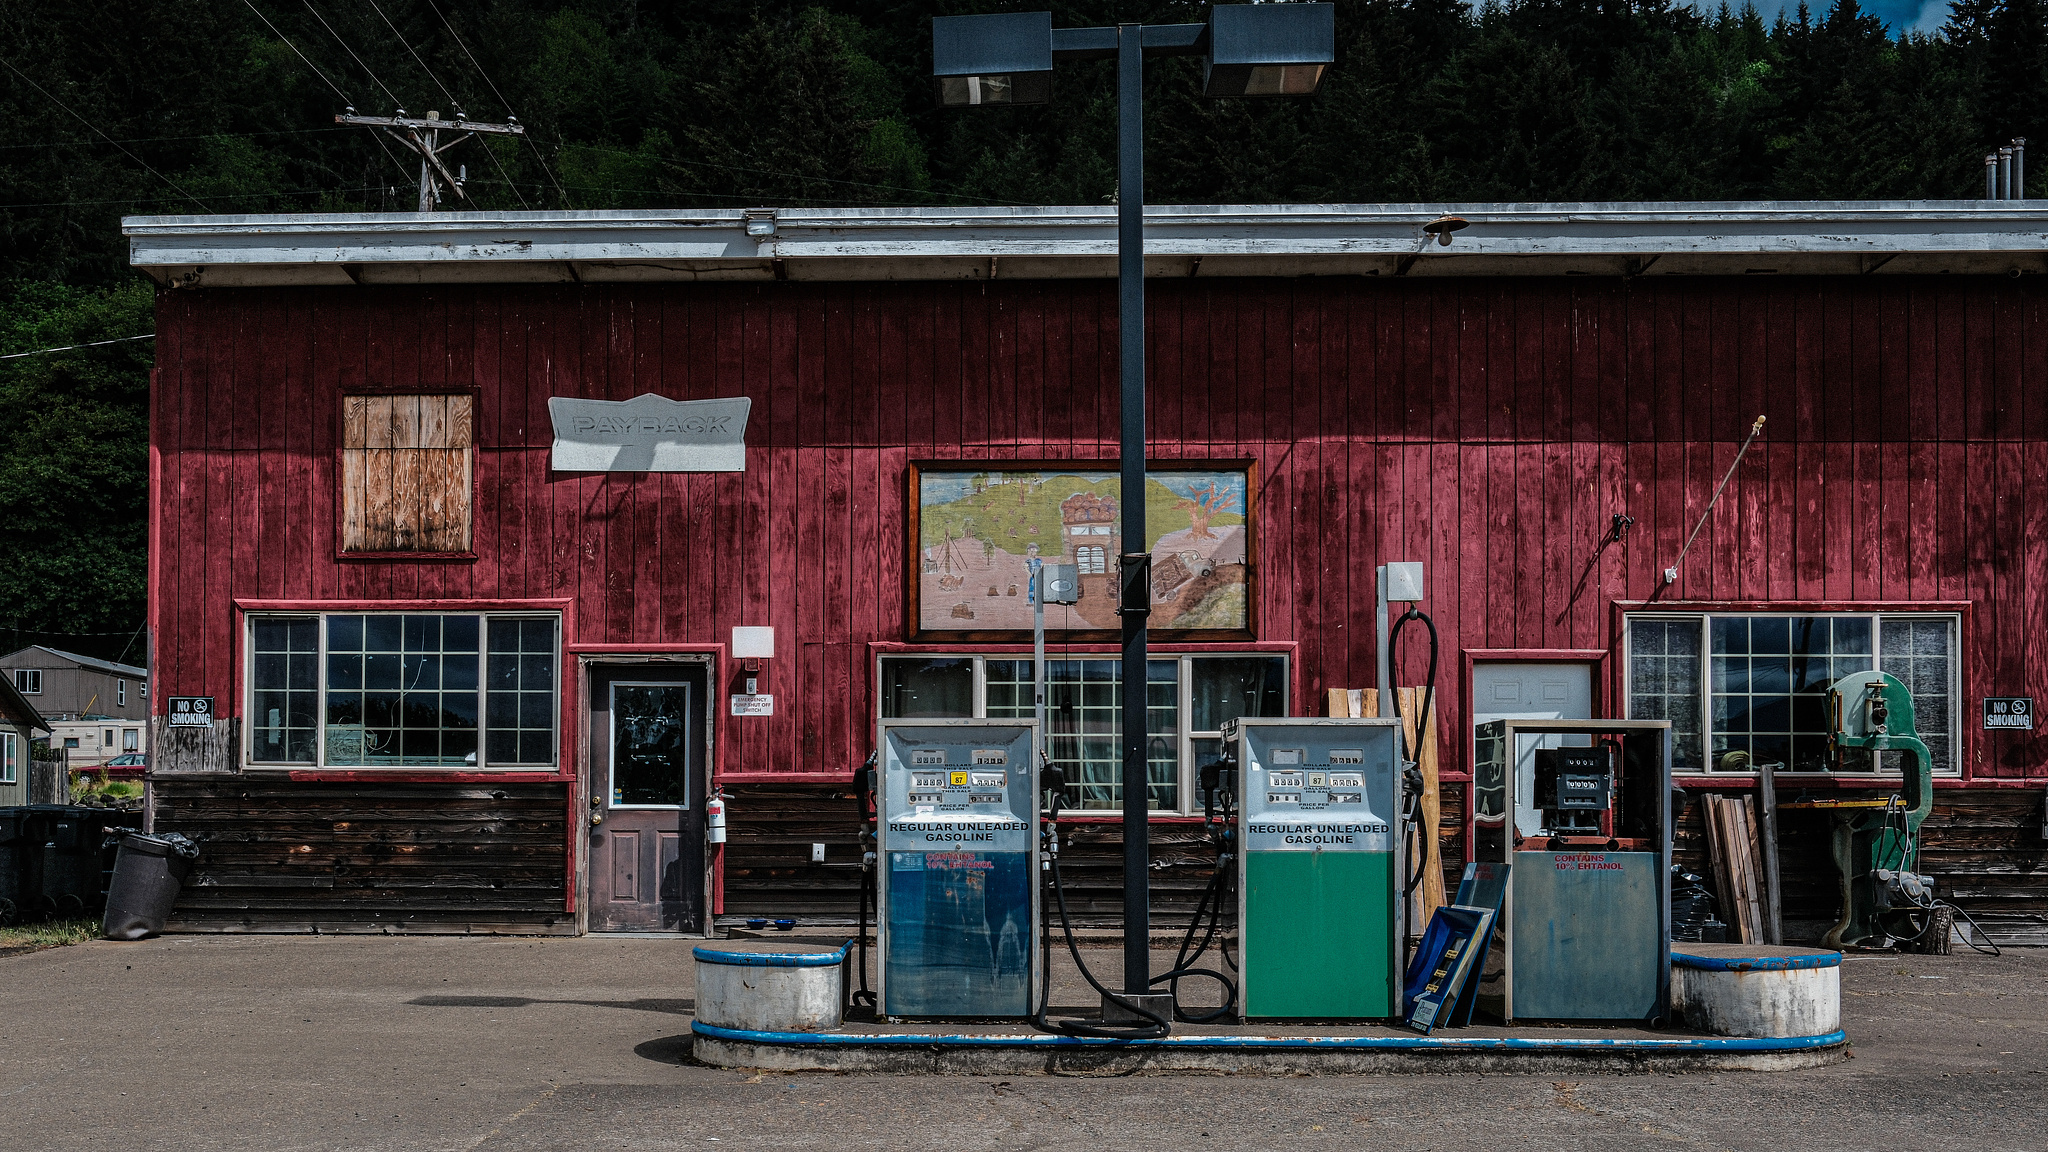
[
  {"x1": 1999, "y1": 148, "x2": 2014, "y2": 201},
  {"x1": 2014, "y1": 138, "x2": 2027, "y2": 200},
  {"x1": 1988, "y1": 153, "x2": 2001, "y2": 199}
]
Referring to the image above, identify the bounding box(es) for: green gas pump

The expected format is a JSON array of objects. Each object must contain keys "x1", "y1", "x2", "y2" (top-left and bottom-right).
[{"x1": 1228, "y1": 716, "x2": 1405, "y2": 1021}]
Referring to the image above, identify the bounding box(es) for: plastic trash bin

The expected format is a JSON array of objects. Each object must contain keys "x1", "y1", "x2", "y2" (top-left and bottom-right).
[
  {"x1": 102, "y1": 833, "x2": 198, "y2": 940},
  {"x1": 29, "y1": 806, "x2": 141, "y2": 920},
  {"x1": 0, "y1": 808, "x2": 31, "y2": 924}
]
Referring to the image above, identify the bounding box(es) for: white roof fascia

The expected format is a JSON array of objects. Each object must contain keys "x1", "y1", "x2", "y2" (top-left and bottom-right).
[{"x1": 124, "y1": 202, "x2": 2048, "y2": 286}]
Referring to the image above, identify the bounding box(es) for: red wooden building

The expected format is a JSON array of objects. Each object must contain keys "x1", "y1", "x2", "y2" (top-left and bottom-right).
[{"x1": 127, "y1": 203, "x2": 2048, "y2": 939}]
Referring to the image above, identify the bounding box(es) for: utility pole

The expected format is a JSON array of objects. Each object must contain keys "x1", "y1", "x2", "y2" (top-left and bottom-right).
[{"x1": 335, "y1": 108, "x2": 524, "y2": 212}]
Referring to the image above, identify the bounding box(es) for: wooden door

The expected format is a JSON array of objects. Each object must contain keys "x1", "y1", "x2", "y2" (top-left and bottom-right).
[{"x1": 587, "y1": 665, "x2": 708, "y2": 932}]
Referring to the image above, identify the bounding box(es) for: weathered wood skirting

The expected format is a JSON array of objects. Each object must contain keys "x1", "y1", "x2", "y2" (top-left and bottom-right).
[{"x1": 153, "y1": 778, "x2": 572, "y2": 934}]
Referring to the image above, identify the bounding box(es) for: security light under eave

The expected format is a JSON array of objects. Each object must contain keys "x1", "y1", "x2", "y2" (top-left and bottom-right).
[
  {"x1": 1201, "y1": 3, "x2": 1335, "y2": 99},
  {"x1": 932, "y1": 10, "x2": 1053, "y2": 107}
]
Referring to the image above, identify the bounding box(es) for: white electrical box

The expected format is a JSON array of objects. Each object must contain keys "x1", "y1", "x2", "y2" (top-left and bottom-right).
[{"x1": 1382, "y1": 562, "x2": 1425, "y2": 603}]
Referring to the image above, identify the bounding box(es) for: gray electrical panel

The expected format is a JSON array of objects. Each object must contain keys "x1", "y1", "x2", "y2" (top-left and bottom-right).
[{"x1": 876, "y1": 719, "x2": 1039, "y2": 1020}]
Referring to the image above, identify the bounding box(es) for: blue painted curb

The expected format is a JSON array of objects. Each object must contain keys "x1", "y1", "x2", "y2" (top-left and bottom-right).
[
  {"x1": 1672, "y1": 950, "x2": 1841, "y2": 972},
  {"x1": 692, "y1": 941, "x2": 852, "y2": 968},
  {"x1": 691, "y1": 1020, "x2": 1847, "y2": 1053}
]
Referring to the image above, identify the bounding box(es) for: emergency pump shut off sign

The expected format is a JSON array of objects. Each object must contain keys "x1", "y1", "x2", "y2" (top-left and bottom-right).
[{"x1": 548, "y1": 394, "x2": 751, "y2": 472}]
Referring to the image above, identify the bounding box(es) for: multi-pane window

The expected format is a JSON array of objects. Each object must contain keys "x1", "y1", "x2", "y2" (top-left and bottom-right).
[
  {"x1": 117, "y1": 680, "x2": 125, "y2": 706},
  {"x1": 986, "y1": 658, "x2": 1179, "y2": 811},
  {"x1": 1, "y1": 732, "x2": 15, "y2": 784},
  {"x1": 247, "y1": 613, "x2": 559, "y2": 768},
  {"x1": 878, "y1": 653, "x2": 1288, "y2": 815},
  {"x1": 324, "y1": 614, "x2": 480, "y2": 766},
  {"x1": 486, "y1": 618, "x2": 560, "y2": 765},
  {"x1": 251, "y1": 618, "x2": 319, "y2": 762},
  {"x1": 1624, "y1": 613, "x2": 1959, "y2": 775},
  {"x1": 14, "y1": 669, "x2": 39, "y2": 695}
]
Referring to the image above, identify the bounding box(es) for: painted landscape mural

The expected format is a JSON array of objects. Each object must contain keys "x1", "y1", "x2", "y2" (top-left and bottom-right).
[{"x1": 915, "y1": 469, "x2": 1250, "y2": 635}]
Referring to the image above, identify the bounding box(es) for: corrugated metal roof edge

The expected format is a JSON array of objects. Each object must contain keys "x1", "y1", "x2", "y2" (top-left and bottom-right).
[{"x1": 123, "y1": 202, "x2": 2048, "y2": 286}]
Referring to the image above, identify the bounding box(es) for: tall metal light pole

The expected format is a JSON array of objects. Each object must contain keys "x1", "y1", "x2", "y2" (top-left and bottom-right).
[{"x1": 934, "y1": 3, "x2": 1334, "y2": 1016}]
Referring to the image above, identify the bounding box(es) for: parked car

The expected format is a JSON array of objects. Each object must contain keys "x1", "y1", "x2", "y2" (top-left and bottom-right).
[{"x1": 99, "y1": 753, "x2": 149, "y2": 779}]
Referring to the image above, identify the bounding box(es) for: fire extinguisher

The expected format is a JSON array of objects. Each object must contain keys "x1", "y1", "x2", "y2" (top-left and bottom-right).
[{"x1": 706, "y1": 789, "x2": 729, "y2": 845}]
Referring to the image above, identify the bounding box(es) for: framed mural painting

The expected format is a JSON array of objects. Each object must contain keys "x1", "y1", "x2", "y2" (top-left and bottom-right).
[{"x1": 907, "y1": 463, "x2": 1256, "y2": 641}]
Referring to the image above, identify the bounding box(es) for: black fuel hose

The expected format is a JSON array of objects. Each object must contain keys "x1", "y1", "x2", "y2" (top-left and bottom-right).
[
  {"x1": 1029, "y1": 795, "x2": 1171, "y2": 1040},
  {"x1": 1149, "y1": 854, "x2": 1238, "y2": 1022},
  {"x1": 849, "y1": 753, "x2": 878, "y2": 1011},
  {"x1": 1387, "y1": 606, "x2": 1439, "y2": 898}
]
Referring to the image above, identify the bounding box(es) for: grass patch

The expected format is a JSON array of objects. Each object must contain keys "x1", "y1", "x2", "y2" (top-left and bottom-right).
[{"x1": 0, "y1": 919, "x2": 99, "y2": 956}]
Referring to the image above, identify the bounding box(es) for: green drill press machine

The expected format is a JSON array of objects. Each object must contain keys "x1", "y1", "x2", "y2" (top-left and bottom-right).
[{"x1": 1786, "y1": 670, "x2": 1934, "y2": 948}]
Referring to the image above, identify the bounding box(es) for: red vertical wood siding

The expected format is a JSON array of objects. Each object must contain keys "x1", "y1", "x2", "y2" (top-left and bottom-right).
[{"x1": 152, "y1": 277, "x2": 2048, "y2": 782}]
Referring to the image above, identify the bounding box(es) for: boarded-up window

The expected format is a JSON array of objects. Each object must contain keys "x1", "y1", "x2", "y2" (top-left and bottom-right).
[{"x1": 341, "y1": 394, "x2": 473, "y2": 553}]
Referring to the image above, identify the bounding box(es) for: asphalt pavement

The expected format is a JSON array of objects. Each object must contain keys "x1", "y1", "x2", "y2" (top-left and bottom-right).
[{"x1": 1, "y1": 933, "x2": 2042, "y2": 1151}]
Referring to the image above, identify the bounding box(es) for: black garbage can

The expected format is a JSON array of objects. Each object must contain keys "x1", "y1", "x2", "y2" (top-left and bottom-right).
[
  {"x1": 28, "y1": 805, "x2": 142, "y2": 920},
  {"x1": 103, "y1": 833, "x2": 197, "y2": 940},
  {"x1": 0, "y1": 808, "x2": 31, "y2": 925}
]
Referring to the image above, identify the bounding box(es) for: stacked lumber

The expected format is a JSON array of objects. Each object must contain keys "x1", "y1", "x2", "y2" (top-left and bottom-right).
[{"x1": 1703, "y1": 794, "x2": 1767, "y2": 944}]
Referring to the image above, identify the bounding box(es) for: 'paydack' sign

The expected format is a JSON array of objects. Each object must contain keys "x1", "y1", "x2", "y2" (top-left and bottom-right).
[{"x1": 548, "y1": 394, "x2": 751, "y2": 472}]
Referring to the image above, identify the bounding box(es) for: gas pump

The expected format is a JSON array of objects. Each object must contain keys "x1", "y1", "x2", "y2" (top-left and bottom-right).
[
  {"x1": 875, "y1": 719, "x2": 1039, "y2": 1020},
  {"x1": 1228, "y1": 716, "x2": 1405, "y2": 1020},
  {"x1": 1471, "y1": 719, "x2": 1672, "y2": 1023}
]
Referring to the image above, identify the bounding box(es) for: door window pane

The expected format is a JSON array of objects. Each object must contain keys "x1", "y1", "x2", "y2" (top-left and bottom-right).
[
  {"x1": 251, "y1": 617, "x2": 319, "y2": 763},
  {"x1": 986, "y1": 658, "x2": 1178, "y2": 812},
  {"x1": 610, "y1": 684, "x2": 691, "y2": 806}
]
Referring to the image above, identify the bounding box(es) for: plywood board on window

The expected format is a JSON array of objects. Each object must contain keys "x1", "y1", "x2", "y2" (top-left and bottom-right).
[{"x1": 341, "y1": 393, "x2": 473, "y2": 553}]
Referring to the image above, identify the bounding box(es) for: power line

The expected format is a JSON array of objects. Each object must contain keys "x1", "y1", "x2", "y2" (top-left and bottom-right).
[
  {"x1": 240, "y1": 0, "x2": 351, "y2": 103},
  {"x1": 413, "y1": 0, "x2": 526, "y2": 209},
  {"x1": 2, "y1": 183, "x2": 389, "y2": 210},
  {"x1": 364, "y1": 0, "x2": 457, "y2": 111},
  {"x1": 0, "y1": 59, "x2": 207, "y2": 210},
  {"x1": 302, "y1": 0, "x2": 402, "y2": 111},
  {"x1": 0, "y1": 127, "x2": 353, "y2": 152},
  {"x1": 422, "y1": 0, "x2": 568, "y2": 205},
  {"x1": 0, "y1": 334, "x2": 154, "y2": 360}
]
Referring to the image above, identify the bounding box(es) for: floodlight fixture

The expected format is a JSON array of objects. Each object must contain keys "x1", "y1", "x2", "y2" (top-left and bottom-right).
[
  {"x1": 932, "y1": 11, "x2": 1053, "y2": 106},
  {"x1": 1202, "y1": 3, "x2": 1335, "y2": 98}
]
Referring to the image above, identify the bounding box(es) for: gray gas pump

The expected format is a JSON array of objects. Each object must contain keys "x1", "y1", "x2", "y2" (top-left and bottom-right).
[
  {"x1": 1470, "y1": 718, "x2": 1672, "y2": 1024},
  {"x1": 876, "y1": 719, "x2": 1040, "y2": 1020}
]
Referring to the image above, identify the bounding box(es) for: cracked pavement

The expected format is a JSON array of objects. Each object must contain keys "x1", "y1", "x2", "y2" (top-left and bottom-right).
[{"x1": 2, "y1": 934, "x2": 2042, "y2": 1150}]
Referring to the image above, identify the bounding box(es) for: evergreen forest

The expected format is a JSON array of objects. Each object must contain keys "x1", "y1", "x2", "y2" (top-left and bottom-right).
[{"x1": 2, "y1": 0, "x2": 2046, "y2": 655}]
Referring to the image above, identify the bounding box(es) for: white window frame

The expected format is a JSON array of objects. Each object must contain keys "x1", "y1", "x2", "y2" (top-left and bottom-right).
[
  {"x1": 122, "y1": 729, "x2": 138, "y2": 752},
  {"x1": 243, "y1": 611, "x2": 563, "y2": 770},
  {"x1": 117, "y1": 680, "x2": 125, "y2": 706},
  {"x1": 1623, "y1": 610, "x2": 1963, "y2": 777},
  {"x1": 1, "y1": 732, "x2": 15, "y2": 784},
  {"x1": 875, "y1": 651, "x2": 1290, "y2": 816},
  {"x1": 14, "y1": 669, "x2": 40, "y2": 695}
]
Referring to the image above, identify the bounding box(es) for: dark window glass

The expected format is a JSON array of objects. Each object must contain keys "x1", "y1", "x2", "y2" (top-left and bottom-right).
[
  {"x1": 324, "y1": 614, "x2": 481, "y2": 767},
  {"x1": 484, "y1": 617, "x2": 558, "y2": 765},
  {"x1": 878, "y1": 657, "x2": 974, "y2": 719},
  {"x1": 250, "y1": 617, "x2": 318, "y2": 763},
  {"x1": 1190, "y1": 656, "x2": 1287, "y2": 731},
  {"x1": 610, "y1": 683, "x2": 692, "y2": 806}
]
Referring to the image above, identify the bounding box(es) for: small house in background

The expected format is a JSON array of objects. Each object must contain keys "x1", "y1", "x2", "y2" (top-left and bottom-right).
[
  {"x1": 0, "y1": 673, "x2": 48, "y2": 806},
  {"x1": 0, "y1": 647, "x2": 148, "y2": 769}
]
